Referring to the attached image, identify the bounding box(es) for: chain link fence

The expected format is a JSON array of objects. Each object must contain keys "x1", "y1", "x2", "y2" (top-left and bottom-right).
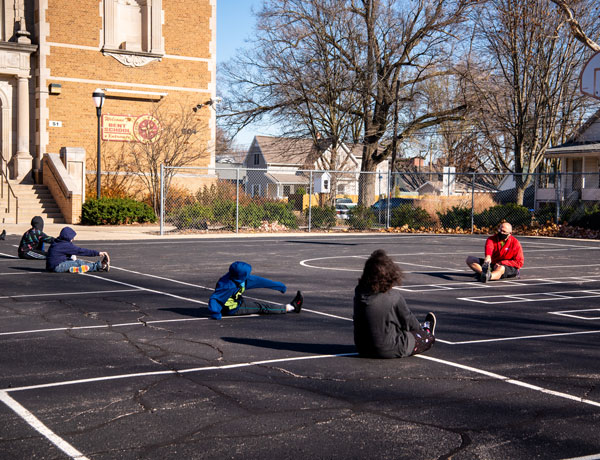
[{"x1": 159, "y1": 166, "x2": 600, "y2": 235}]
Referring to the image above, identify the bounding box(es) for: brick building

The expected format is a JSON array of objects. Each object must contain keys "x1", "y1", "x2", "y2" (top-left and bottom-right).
[{"x1": 0, "y1": 0, "x2": 216, "y2": 222}]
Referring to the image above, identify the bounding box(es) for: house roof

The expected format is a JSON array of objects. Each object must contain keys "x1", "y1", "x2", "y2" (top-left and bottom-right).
[
  {"x1": 253, "y1": 136, "x2": 325, "y2": 166},
  {"x1": 264, "y1": 172, "x2": 309, "y2": 185},
  {"x1": 252, "y1": 135, "x2": 364, "y2": 169},
  {"x1": 545, "y1": 142, "x2": 600, "y2": 157},
  {"x1": 545, "y1": 109, "x2": 600, "y2": 157}
]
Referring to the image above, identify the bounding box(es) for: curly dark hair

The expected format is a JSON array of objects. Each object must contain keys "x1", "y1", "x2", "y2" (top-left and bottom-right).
[{"x1": 357, "y1": 249, "x2": 404, "y2": 293}]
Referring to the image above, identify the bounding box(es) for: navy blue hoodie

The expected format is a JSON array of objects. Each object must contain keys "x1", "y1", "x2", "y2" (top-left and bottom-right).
[
  {"x1": 208, "y1": 261, "x2": 286, "y2": 320},
  {"x1": 46, "y1": 227, "x2": 100, "y2": 271}
]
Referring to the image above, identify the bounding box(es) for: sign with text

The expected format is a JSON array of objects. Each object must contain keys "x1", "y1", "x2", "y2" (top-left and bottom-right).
[{"x1": 101, "y1": 114, "x2": 161, "y2": 143}]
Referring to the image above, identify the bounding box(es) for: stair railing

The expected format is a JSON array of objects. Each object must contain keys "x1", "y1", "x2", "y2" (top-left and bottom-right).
[{"x1": 0, "y1": 156, "x2": 18, "y2": 224}]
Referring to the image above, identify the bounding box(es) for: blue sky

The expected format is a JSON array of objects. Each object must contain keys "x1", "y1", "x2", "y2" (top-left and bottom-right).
[
  {"x1": 217, "y1": 0, "x2": 262, "y2": 64},
  {"x1": 217, "y1": 0, "x2": 274, "y2": 147}
]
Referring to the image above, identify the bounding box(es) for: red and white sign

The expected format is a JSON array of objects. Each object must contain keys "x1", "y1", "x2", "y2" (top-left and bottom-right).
[{"x1": 101, "y1": 114, "x2": 161, "y2": 143}]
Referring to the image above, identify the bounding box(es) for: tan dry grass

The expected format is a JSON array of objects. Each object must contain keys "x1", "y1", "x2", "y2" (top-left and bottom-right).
[{"x1": 416, "y1": 193, "x2": 496, "y2": 223}]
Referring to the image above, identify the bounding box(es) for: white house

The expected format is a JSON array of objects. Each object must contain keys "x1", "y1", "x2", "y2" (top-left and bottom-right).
[
  {"x1": 243, "y1": 136, "x2": 389, "y2": 200},
  {"x1": 537, "y1": 110, "x2": 600, "y2": 205}
]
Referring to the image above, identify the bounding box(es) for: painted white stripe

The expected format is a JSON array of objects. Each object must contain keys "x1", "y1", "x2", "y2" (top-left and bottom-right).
[
  {"x1": 86, "y1": 274, "x2": 208, "y2": 305},
  {"x1": 415, "y1": 355, "x2": 600, "y2": 408},
  {"x1": 0, "y1": 289, "x2": 139, "y2": 299},
  {"x1": 45, "y1": 42, "x2": 211, "y2": 62},
  {"x1": 0, "y1": 391, "x2": 90, "y2": 460},
  {"x1": 111, "y1": 266, "x2": 213, "y2": 290},
  {"x1": 5, "y1": 348, "x2": 599, "y2": 412},
  {"x1": 0, "y1": 315, "x2": 261, "y2": 338},
  {"x1": 4, "y1": 353, "x2": 358, "y2": 393},
  {"x1": 561, "y1": 454, "x2": 600, "y2": 460},
  {"x1": 0, "y1": 252, "x2": 18, "y2": 258},
  {"x1": 446, "y1": 329, "x2": 600, "y2": 345},
  {"x1": 459, "y1": 289, "x2": 600, "y2": 305},
  {"x1": 52, "y1": 76, "x2": 206, "y2": 93}
]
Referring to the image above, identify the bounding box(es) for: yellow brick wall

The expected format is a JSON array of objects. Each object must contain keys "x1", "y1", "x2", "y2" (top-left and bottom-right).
[{"x1": 41, "y1": 0, "x2": 215, "y2": 180}]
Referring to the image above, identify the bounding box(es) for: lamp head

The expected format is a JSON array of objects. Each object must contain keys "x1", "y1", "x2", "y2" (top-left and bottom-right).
[{"x1": 92, "y1": 88, "x2": 105, "y2": 109}]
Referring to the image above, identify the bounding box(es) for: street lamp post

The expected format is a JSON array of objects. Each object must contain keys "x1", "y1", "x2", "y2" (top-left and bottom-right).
[{"x1": 92, "y1": 89, "x2": 105, "y2": 199}]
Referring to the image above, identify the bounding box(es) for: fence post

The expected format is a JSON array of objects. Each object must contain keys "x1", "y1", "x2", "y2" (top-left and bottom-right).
[
  {"x1": 308, "y1": 170, "x2": 313, "y2": 233},
  {"x1": 471, "y1": 172, "x2": 475, "y2": 234},
  {"x1": 160, "y1": 163, "x2": 164, "y2": 236},
  {"x1": 235, "y1": 167, "x2": 240, "y2": 234},
  {"x1": 386, "y1": 168, "x2": 392, "y2": 228},
  {"x1": 556, "y1": 172, "x2": 561, "y2": 224}
]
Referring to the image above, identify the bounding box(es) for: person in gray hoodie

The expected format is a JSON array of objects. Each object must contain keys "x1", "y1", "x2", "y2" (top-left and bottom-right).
[
  {"x1": 353, "y1": 249, "x2": 436, "y2": 359},
  {"x1": 46, "y1": 227, "x2": 110, "y2": 273}
]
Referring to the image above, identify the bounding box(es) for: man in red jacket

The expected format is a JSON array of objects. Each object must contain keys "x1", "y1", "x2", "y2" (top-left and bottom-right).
[{"x1": 466, "y1": 221, "x2": 524, "y2": 283}]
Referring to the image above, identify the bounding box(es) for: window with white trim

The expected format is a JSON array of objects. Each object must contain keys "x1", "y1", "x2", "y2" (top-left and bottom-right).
[{"x1": 103, "y1": 0, "x2": 164, "y2": 55}]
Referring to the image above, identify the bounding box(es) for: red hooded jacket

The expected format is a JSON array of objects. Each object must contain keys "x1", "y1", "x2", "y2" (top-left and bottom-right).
[{"x1": 485, "y1": 234, "x2": 524, "y2": 268}]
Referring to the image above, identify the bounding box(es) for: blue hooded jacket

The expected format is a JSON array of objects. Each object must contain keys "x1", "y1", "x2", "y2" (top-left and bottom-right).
[
  {"x1": 46, "y1": 227, "x2": 100, "y2": 271},
  {"x1": 208, "y1": 261, "x2": 286, "y2": 320}
]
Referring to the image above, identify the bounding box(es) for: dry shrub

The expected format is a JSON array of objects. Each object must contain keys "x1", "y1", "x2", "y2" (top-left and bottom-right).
[{"x1": 414, "y1": 193, "x2": 496, "y2": 222}]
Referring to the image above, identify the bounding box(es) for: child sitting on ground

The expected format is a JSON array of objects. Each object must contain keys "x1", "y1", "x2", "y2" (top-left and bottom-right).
[
  {"x1": 18, "y1": 216, "x2": 54, "y2": 259},
  {"x1": 208, "y1": 261, "x2": 303, "y2": 320},
  {"x1": 46, "y1": 227, "x2": 110, "y2": 273},
  {"x1": 353, "y1": 249, "x2": 436, "y2": 358}
]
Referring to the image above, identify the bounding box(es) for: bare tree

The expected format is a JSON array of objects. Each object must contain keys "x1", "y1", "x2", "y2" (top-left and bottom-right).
[
  {"x1": 126, "y1": 101, "x2": 209, "y2": 214},
  {"x1": 464, "y1": 0, "x2": 594, "y2": 204},
  {"x1": 550, "y1": 0, "x2": 600, "y2": 51},
  {"x1": 222, "y1": 0, "x2": 476, "y2": 205}
]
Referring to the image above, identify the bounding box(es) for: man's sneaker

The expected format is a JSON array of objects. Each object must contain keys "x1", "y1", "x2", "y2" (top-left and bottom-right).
[
  {"x1": 480, "y1": 261, "x2": 489, "y2": 281},
  {"x1": 422, "y1": 312, "x2": 436, "y2": 335},
  {"x1": 290, "y1": 290, "x2": 303, "y2": 313},
  {"x1": 69, "y1": 265, "x2": 89, "y2": 274},
  {"x1": 102, "y1": 254, "x2": 110, "y2": 272},
  {"x1": 482, "y1": 269, "x2": 492, "y2": 283}
]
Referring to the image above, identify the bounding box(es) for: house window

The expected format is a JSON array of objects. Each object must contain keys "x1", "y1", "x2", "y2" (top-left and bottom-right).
[
  {"x1": 103, "y1": 0, "x2": 164, "y2": 55},
  {"x1": 251, "y1": 184, "x2": 261, "y2": 197},
  {"x1": 337, "y1": 184, "x2": 345, "y2": 193},
  {"x1": 253, "y1": 154, "x2": 260, "y2": 165},
  {"x1": 283, "y1": 185, "x2": 291, "y2": 196}
]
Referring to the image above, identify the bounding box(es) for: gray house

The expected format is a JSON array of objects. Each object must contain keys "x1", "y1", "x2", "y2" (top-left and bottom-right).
[{"x1": 243, "y1": 136, "x2": 389, "y2": 200}]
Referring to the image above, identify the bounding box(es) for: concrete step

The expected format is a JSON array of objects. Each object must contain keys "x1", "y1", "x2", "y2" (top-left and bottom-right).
[{"x1": 1, "y1": 182, "x2": 64, "y2": 224}]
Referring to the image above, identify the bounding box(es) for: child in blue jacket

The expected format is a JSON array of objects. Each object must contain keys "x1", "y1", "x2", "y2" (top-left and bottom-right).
[
  {"x1": 208, "y1": 261, "x2": 303, "y2": 320},
  {"x1": 46, "y1": 227, "x2": 110, "y2": 273}
]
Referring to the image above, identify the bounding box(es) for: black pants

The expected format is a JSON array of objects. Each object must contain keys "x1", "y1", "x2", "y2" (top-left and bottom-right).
[
  {"x1": 19, "y1": 249, "x2": 47, "y2": 260},
  {"x1": 226, "y1": 297, "x2": 287, "y2": 316},
  {"x1": 410, "y1": 329, "x2": 435, "y2": 355}
]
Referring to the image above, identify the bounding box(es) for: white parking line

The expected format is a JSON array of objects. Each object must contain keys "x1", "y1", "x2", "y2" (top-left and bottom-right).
[
  {"x1": 444, "y1": 329, "x2": 600, "y2": 345},
  {"x1": 0, "y1": 391, "x2": 90, "y2": 460},
  {"x1": 458, "y1": 289, "x2": 600, "y2": 305},
  {"x1": 0, "y1": 289, "x2": 139, "y2": 300}
]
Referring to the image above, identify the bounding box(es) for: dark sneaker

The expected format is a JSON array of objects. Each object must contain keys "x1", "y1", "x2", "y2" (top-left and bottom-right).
[
  {"x1": 290, "y1": 290, "x2": 303, "y2": 313},
  {"x1": 422, "y1": 312, "x2": 436, "y2": 335},
  {"x1": 482, "y1": 269, "x2": 492, "y2": 283},
  {"x1": 0, "y1": 229, "x2": 5, "y2": 240},
  {"x1": 480, "y1": 261, "x2": 489, "y2": 281},
  {"x1": 102, "y1": 254, "x2": 110, "y2": 272}
]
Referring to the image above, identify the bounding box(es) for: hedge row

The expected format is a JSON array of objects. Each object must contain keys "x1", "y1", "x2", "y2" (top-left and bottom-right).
[
  {"x1": 82, "y1": 198, "x2": 156, "y2": 225},
  {"x1": 168, "y1": 200, "x2": 298, "y2": 230}
]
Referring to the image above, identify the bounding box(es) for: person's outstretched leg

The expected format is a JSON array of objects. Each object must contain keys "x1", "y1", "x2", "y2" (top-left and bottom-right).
[
  {"x1": 54, "y1": 259, "x2": 102, "y2": 273},
  {"x1": 227, "y1": 292, "x2": 303, "y2": 316}
]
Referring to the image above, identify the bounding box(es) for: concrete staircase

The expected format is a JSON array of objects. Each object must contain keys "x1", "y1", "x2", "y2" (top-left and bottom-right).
[{"x1": 0, "y1": 183, "x2": 65, "y2": 224}]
